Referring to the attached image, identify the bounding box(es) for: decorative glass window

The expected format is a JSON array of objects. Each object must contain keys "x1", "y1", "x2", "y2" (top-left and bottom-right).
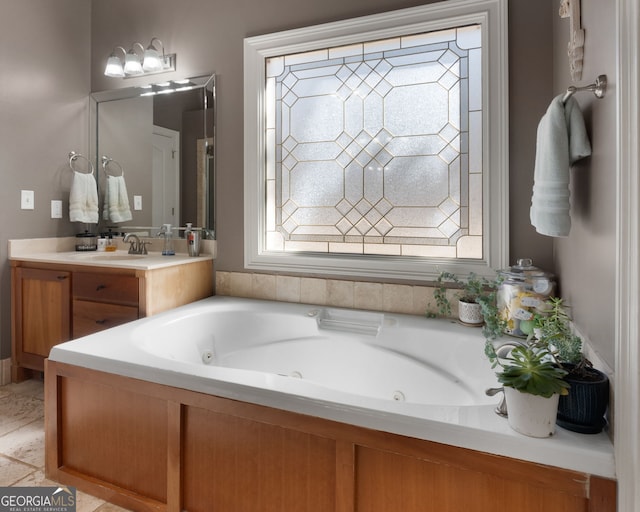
[
  {"x1": 245, "y1": 0, "x2": 508, "y2": 280},
  {"x1": 266, "y1": 26, "x2": 482, "y2": 259}
]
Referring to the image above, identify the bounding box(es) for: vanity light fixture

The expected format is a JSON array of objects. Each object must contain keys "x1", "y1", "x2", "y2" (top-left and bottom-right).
[
  {"x1": 104, "y1": 37, "x2": 176, "y2": 78},
  {"x1": 104, "y1": 47, "x2": 126, "y2": 77},
  {"x1": 123, "y1": 43, "x2": 145, "y2": 76}
]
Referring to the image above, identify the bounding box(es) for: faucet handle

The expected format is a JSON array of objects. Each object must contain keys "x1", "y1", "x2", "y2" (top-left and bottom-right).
[
  {"x1": 486, "y1": 387, "x2": 508, "y2": 417},
  {"x1": 141, "y1": 241, "x2": 152, "y2": 255}
]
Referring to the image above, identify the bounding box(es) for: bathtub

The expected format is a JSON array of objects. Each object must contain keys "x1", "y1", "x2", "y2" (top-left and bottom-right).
[{"x1": 47, "y1": 296, "x2": 615, "y2": 479}]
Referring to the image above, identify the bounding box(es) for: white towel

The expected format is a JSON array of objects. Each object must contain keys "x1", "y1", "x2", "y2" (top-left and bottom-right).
[
  {"x1": 69, "y1": 171, "x2": 99, "y2": 224},
  {"x1": 103, "y1": 175, "x2": 133, "y2": 223},
  {"x1": 530, "y1": 95, "x2": 591, "y2": 237}
]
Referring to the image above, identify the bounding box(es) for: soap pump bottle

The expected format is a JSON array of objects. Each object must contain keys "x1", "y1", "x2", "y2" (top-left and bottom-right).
[{"x1": 161, "y1": 223, "x2": 175, "y2": 256}]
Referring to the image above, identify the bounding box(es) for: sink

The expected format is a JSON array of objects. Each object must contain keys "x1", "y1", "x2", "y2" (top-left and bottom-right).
[
  {"x1": 70, "y1": 252, "x2": 146, "y2": 261},
  {"x1": 90, "y1": 254, "x2": 147, "y2": 261}
]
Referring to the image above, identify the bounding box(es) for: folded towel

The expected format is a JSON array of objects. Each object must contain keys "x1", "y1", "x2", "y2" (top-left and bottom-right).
[
  {"x1": 69, "y1": 171, "x2": 99, "y2": 224},
  {"x1": 530, "y1": 95, "x2": 591, "y2": 237},
  {"x1": 103, "y1": 175, "x2": 133, "y2": 223}
]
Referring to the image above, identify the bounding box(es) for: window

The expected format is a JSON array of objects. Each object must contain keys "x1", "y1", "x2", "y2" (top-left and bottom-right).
[{"x1": 245, "y1": 0, "x2": 508, "y2": 280}]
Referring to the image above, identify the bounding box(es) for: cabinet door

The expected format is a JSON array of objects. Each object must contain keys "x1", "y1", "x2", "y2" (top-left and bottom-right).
[{"x1": 15, "y1": 267, "x2": 71, "y2": 364}]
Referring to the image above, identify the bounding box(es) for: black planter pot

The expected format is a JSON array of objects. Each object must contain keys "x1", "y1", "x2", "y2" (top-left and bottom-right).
[{"x1": 556, "y1": 364, "x2": 609, "y2": 434}]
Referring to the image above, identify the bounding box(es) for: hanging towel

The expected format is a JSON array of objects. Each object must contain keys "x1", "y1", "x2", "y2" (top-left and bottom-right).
[
  {"x1": 530, "y1": 95, "x2": 591, "y2": 237},
  {"x1": 103, "y1": 175, "x2": 133, "y2": 223},
  {"x1": 69, "y1": 171, "x2": 99, "y2": 223}
]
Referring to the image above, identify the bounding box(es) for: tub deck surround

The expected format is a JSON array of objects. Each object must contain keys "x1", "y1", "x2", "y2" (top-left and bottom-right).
[{"x1": 45, "y1": 296, "x2": 615, "y2": 480}]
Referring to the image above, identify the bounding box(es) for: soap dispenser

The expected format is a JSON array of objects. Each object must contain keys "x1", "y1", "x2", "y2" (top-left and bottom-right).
[{"x1": 161, "y1": 223, "x2": 175, "y2": 256}]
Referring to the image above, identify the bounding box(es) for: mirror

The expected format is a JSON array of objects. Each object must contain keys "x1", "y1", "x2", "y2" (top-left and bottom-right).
[{"x1": 90, "y1": 73, "x2": 216, "y2": 238}]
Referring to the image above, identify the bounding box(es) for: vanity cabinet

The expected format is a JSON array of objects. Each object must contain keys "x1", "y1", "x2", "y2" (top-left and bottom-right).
[
  {"x1": 13, "y1": 267, "x2": 71, "y2": 373},
  {"x1": 11, "y1": 258, "x2": 213, "y2": 381}
]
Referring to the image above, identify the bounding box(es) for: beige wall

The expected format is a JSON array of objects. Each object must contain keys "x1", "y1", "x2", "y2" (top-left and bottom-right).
[
  {"x1": 552, "y1": 0, "x2": 616, "y2": 367},
  {"x1": 0, "y1": 0, "x2": 91, "y2": 359}
]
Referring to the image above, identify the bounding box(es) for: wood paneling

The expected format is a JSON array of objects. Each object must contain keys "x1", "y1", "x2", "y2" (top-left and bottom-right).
[
  {"x1": 182, "y1": 404, "x2": 336, "y2": 512},
  {"x1": 45, "y1": 362, "x2": 616, "y2": 512},
  {"x1": 355, "y1": 446, "x2": 587, "y2": 512},
  {"x1": 140, "y1": 259, "x2": 213, "y2": 316},
  {"x1": 59, "y1": 375, "x2": 168, "y2": 502}
]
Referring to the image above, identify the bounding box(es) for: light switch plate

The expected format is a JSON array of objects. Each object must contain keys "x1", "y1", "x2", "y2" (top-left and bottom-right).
[
  {"x1": 51, "y1": 199, "x2": 63, "y2": 218},
  {"x1": 21, "y1": 190, "x2": 34, "y2": 210},
  {"x1": 134, "y1": 195, "x2": 142, "y2": 210}
]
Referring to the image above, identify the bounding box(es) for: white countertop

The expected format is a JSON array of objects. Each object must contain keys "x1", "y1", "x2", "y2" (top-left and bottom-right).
[{"x1": 9, "y1": 236, "x2": 215, "y2": 270}]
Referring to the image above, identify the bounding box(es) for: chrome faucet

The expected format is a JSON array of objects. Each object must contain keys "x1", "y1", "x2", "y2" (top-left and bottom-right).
[
  {"x1": 124, "y1": 233, "x2": 140, "y2": 254},
  {"x1": 123, "y1": 233, "x2": 150, "y2": 255}
]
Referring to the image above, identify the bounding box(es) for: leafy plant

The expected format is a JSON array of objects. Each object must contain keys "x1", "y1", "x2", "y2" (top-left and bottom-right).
[
  {"x1": 532, "y1": 297, "x2": 591, "y2": 375},
  {"x1": 426, "y1": 270, "x2": 506, "y2": 340},
  {"x1": 485, "y1": 341, "x2": 570, "y2": 398}
]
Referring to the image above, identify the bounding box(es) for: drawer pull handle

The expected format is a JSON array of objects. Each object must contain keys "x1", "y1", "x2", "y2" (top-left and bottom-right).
[
  {"x1": 57, "y1": 275, "x2": 68, "y2": 280},
  {"x1": 96, "y1": 284, "x2": 107, "y2": 291},
  {"x1": 95, "y1": 319, "x2": 107, "y2": 325}
]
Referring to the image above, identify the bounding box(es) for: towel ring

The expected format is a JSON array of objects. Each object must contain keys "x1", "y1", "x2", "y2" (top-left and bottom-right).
[
  {"x1": 68, "y1": 151, "x2": 95, "y2": 175},
  {"x1": 101, "y1": 156, "x2": 125, "y2": 177}
]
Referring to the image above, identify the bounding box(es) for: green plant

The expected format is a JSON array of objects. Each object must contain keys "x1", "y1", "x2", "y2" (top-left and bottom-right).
[
  {"x1": 485, "y1": 340, "x2": 570, "y2": 398},
  {"x1": 427, "y1": 271, "x2": 506, "y2": 340},
  {"x1": 532, "y1": 297, "x2": 591, "y2": 375}
]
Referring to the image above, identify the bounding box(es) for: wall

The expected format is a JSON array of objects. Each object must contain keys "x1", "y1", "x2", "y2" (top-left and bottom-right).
[
  {"x1": 552, "y1": 0, "x2": 616, "y2": 368},
  {"x1": 0, "y1": 0, "x2": 560, "y2": 360},
  {"x1": 90, "y1": 0, "x2": 556, "y2": 272},
  {"x1": 0, "y1": 0, "x2": 91, "y2": 359}
]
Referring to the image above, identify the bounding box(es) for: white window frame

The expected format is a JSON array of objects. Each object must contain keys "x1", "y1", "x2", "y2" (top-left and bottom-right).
[{"x1": 244, "y1": 0, "x2": 508, "y2": 281}]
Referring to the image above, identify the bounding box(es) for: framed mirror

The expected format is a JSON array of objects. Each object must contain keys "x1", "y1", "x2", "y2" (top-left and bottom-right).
[{"x1": 90, "y1": 73, "x2": 216, "y2": 238}]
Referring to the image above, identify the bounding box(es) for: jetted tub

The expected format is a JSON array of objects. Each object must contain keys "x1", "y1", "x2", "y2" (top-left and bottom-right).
[{"x1": 48, "y1": 296, "x2": 615, "y2": 478}]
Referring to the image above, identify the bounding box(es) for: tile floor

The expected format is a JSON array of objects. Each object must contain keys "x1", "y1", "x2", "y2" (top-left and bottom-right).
[{"x1": 0, "y1": 377, "x2": 131, "y2": 511}]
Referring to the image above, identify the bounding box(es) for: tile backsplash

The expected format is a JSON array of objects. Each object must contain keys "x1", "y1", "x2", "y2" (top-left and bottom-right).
[{"x1": 215, "y1": 271, "x2": 457, "y2": 317}]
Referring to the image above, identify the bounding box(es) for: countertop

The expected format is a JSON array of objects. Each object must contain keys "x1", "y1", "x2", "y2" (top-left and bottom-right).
[{"x1": 9, "y1": 236, "x2": 216, "y2": 270}]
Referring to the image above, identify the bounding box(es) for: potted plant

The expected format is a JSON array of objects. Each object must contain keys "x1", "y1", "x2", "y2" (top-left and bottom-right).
[
  {"x1": 532, "y1": 298, "x2": 610, "y2": 434},
  {"x1": 485, "y1": 339, "x2": 570, "y2": 437},
  {"x1": 429, "y1": 271, "x2": 503, "y2": 331}
]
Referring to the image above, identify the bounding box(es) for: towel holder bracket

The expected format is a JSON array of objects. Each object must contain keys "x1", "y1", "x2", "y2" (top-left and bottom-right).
[
  {"x1": 563, "y1": 74, "x2": 607, "y2": 103},
  {"x1": 68, "y1": 151, "x2": 95, "y2": 175}
]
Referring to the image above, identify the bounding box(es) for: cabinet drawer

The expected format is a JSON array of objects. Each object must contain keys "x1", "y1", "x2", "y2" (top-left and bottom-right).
[
  {"x1": 73, "y1": 272, "x2": 138, "y2": 305},
  {"x1": 73, "y1": 300, "x2": 139, "y2": 338}
]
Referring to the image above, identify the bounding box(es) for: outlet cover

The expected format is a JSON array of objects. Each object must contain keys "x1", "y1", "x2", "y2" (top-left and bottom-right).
[
  {"x1": 21, "y1": 190, "x2": 34, "y2": 210},
  {"x1": 134, "y1": 195, "x2": 142, "y2": 210},
  {"x1": 51, "y1": 199, "x2": 63, "y2": 218}
]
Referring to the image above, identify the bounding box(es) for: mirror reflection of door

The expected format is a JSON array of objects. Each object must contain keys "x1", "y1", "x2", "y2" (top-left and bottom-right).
[{"x1": 152, "y1": 126, "x2": 180, "y2": 227}]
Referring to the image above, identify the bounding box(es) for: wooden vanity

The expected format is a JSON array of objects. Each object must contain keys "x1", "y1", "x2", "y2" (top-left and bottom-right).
[{"x1": 10, "y1": 238, "x2": 214, "y2": 382}]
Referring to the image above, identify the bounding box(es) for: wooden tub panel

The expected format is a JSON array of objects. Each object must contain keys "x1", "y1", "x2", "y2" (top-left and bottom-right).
[
  {"x1": 182, "y1": 405, "x2": 336, "y2": 512},
  {"x1": 44, "y1": 361, "x2": 616, "y2": 512},
  {"x1": 58, "y1": 375, "x2": 168, "y2": 503}
]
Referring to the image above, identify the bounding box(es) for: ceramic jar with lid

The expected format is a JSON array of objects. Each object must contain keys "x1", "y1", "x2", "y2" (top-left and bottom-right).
[{"x1": 497, "y1": 258, "x2": 555, "y2": 337}]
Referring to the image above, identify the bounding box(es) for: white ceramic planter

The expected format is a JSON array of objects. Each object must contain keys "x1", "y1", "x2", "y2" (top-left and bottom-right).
[
  {"x1": 458, "y1": 300, "x2": 483, "y2": 325},
  {"x1": 504, "y1": 386, "x2": 560, "y2": 438}
]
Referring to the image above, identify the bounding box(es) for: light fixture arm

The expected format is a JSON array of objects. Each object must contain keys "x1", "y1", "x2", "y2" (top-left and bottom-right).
[
  {"x1": 148, "y1": 37, "x2": 165, "y2": 56},
  {"x1": 112, "y1": 46, "x2": 127, "y2": 60},
  {"x1": 130, "y1": 42, "x2": 145, "y2": 57}
]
